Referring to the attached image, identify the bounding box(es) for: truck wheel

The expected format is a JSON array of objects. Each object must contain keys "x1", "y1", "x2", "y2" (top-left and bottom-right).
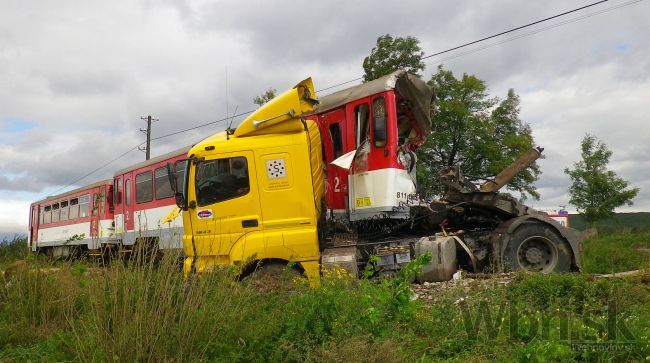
[
  {"x1": 504, "y1": 223, "x2": 571, "y2": 273},
  {"x1": 245, "y1": 262, "x2": 302, "y2": 292}
]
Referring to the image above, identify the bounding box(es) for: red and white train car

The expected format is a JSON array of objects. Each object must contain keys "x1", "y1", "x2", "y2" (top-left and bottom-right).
[
  {"x1": 28, "y1": 146, "x2": 190, "y2": 256},
  {"x1": 112, "y1": 146, "x2": 190, "y2": 250},
  {"x1": 311, "y1": 70, "x2": 432, "y2": 221},
  {"x1": 28, "y1": 180, "x2": 115, "y2": 256}
]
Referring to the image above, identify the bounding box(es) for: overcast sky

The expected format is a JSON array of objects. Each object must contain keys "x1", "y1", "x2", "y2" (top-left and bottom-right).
[{"x1": 1, "y1": 0, "x2": 648, "y2": 237}]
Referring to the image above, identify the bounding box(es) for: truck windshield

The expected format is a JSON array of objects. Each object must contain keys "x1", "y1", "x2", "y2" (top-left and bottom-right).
[{"x1": 195, "y1": 157, "x2": 249, "y2": 206}]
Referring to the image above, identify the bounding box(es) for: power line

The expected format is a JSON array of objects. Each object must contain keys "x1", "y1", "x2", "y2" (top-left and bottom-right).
[
  {"x1": 42, "y1": 112, "x2": 253, "y2": 199},
  {"x1": 47, "y1": 0, "x2": 639, "y2": 195},
  {"x1": 114, "y1": 0, "x2": 643, "y2": 147},
  {"x1": 149, "y1": 110, "x2": 254, "y2": 142},
  {"x1": 420, "y1": 0, "x2": 610, "y2": 61},
  {"x1": 316, "y1": 0, "x2": 637, "y2": 94},
  {"x1": 427, "y1": 0, "x2": 644, "y2": 65},
  {"x1": 316, "y1": 76, "x2": 364, "y2": 93},
  {"x1": 45, "y1": 143, "x2": 144, "y2": 198}
]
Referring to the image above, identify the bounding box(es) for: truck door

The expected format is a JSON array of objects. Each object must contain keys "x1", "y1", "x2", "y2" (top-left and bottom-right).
[{"x1": 187, "y1": 151, "x2": 261, "y2": 257}]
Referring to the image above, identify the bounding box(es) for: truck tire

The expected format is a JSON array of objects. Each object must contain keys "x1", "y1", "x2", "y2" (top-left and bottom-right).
[
  {"x1": 504, "y1": 223, "x2": 572, "y2": 273},
  {"x1": 244, "y1": 262, "x2": 302, "y2": 292}
]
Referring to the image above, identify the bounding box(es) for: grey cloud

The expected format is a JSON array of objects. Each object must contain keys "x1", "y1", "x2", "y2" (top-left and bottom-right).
[
  {"x1": 0, "y1": 0, "x2": 649, "y2": 218},
  {"x1": 0, "y1": 175, "x2": 45, "y2": 192},
  {"x1": 45, "y1": 70, "x2": 125, "y2": 96}
]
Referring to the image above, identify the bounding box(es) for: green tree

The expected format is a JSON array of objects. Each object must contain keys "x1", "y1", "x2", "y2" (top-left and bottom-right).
[
  {"x1": 416, "y1": 65, "x2": 540, "y2": 199},
  {"x1": 253, "y1": 88, "x2": 277, "y2": 107},
  {"x1": 564, "y1": 134, "x2": 639, "y2": 227},
  {"x1": 362, "y1": 34, "x2": 425, "y2": 82}
]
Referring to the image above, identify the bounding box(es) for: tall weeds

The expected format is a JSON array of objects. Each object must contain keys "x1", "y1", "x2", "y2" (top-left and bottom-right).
[
  {"x1": 65, "y1": 250, "x2": 266, "y2": 361},
  {"x1": 1, "y1": 242, "x2": 649, "y2": 362},
  {"x1": 0, "y1": 236, "x2": 28, "y2": 267}
]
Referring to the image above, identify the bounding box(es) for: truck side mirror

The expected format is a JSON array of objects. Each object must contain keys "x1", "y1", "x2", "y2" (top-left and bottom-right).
[
  {"x1": 166, "y1": 162, "x2": 178, "y2": 194},
  {"x1": 174, "y1": 192, "x2": 187, "y2": 210}
]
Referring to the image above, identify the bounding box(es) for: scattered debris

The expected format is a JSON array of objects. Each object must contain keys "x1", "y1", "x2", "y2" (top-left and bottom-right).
[
  {"x1": 590, "y1": 269, "x2": 645, "y2": 278},
  {"x1": 411, "y1": 272, "x2": 516, "y2": 303}
]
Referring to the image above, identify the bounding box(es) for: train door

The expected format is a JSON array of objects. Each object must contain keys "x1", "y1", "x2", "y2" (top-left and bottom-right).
[
  {"x1": 90, "y1": 191, "x2": 99, "y2": 238},
  {"x1": 89, "y1": 186, "x2": 106, "y2": 239},
  {"x1": 113, "y1": 176, "x2": 124, "y2": 235},
  {"x1": 123, "y1": 173, "x2": 134, "y2": 232},
  {"x1": 30, "y1": 205, "x2": 39, "y2": 250},
  {"x1": 321, "y1": 109, "x2": 349, "y2": 216}
]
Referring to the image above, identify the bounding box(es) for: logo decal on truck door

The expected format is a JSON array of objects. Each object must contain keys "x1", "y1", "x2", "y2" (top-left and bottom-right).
[
  {"x1": 197, "y1": 209, "x2": 213, "y2": 219},
  {"x1": 266, "y1": 159, "x2": 286, "y2": 179}
]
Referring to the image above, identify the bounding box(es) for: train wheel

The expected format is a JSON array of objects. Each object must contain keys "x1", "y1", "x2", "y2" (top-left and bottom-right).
[{"x1": 505, "y1": 223, "x2": 572, "y2": 273}]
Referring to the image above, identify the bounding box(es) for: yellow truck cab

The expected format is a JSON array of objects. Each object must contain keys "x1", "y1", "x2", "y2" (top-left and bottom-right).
[{"x1": 176, "y1": 78, "x2": 325, "y2": 280}]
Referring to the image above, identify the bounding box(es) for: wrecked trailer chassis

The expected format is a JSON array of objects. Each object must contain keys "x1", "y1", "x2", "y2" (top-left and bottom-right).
[{"x1": 322, "y1": 147, "x2": 582, "y2": 282}]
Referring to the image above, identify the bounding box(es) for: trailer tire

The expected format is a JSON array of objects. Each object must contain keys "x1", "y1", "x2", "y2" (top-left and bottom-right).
[{"x1": 504, "y1": 223, "x2": 572, "y2": 273}]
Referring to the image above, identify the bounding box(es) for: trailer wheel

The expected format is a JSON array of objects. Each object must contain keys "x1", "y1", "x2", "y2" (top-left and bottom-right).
[{"x1": 505, "y1": 223, "x2": 571, "y2": 273}]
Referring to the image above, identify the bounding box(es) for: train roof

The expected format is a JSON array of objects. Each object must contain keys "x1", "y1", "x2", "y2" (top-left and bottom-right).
[
  {"x1": 114, "y1": 145, "x2": 192, "y2": 176},
  {"x1": 314, "y1": 70, "x2": 434, "y2": 137},
  {"x1": 33, "y1": 179, "x2": 113, "y2": 205}
]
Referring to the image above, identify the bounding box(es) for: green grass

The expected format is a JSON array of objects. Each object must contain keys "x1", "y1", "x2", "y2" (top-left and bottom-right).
[
  {"x1": 581, "y1": 232, "x2": 650, "y2": 274},
  {"x1": 1, "y1": 234, "x2": 649, "y2": 361}
]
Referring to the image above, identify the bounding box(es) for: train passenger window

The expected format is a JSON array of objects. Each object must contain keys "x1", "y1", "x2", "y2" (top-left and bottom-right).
[
  {"x1": 79, "y1": 194, "x2": 90, "y2": 218},
  {"x1": 329, "y1": 123, "x2": 343, "y2": 159},
  {"x1": 114, "y1": 178, "x2": 122, "y2": 205},
  {"x1": 60, "y1": 201, "x2": 69, "y2": 221},
  {"x1": 372, "y1": 97, "x2": 387, "y2": 147},
  {"x1": 125, "y1": 179, "x2": 131, "y2": 205},
  {"x1": 195, "y1": 157, "x2": 249, "y2": 207},
  {"x1": 155, "y1": 167, "x2": 174, "y2": 199},
  {"x1": 136, "y1": 171, "x2": 153, "y2": 203},
  {"x1": 69, "y1": 198, "x2": 79, "y2": 219},
  {"x1": 51, "y1": 203, "x2": 60, "y2": 223},
  {"x1": 44, "y1": 205, "x2": 51, "y2": 224},
  {"x1": 354, "y1": 103, "x2": 370, "y2": 147}
]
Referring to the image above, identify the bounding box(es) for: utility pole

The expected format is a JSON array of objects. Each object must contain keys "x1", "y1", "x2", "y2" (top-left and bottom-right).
[{"x1": 139, "y1": 115, "x2": 158, "y2": 160}]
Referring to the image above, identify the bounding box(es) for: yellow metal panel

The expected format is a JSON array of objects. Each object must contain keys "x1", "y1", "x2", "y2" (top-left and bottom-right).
[
  {"x1": 227, "y1": 227, "x2": 319, "y2": 263},
  {"x1": 279, "y1": 227, "x2": 320, "y2": 259},
  {"x1": 234, "y1": 78, "x2": 316, "y2": 138},
  {"x1": 306, "y1": 119, "x2": 325, "y2": 216}
]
